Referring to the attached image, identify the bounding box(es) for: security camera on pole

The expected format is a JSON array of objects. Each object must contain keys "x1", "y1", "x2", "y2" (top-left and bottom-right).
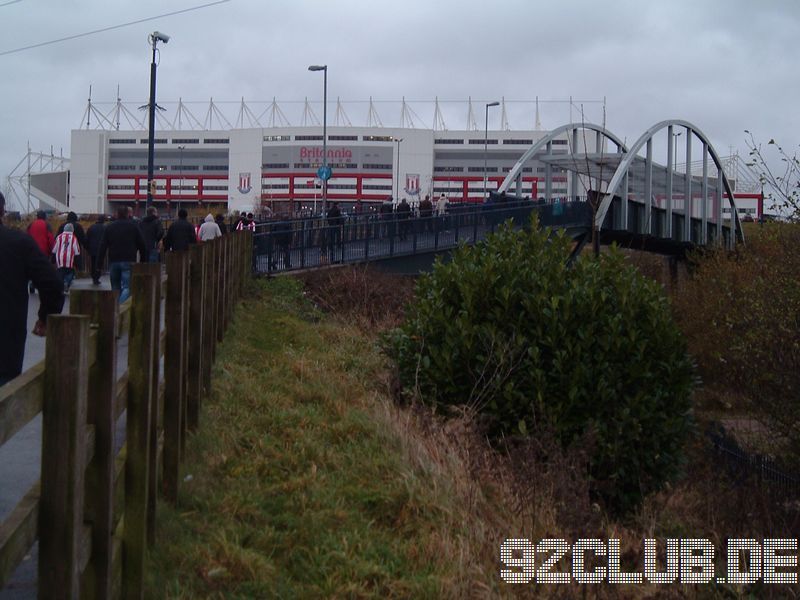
[{"x1": 146, "y1": 31, "x2": 169, "y2": 214}]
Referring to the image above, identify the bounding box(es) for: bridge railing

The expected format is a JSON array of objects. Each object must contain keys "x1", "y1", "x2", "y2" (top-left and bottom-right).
[
  {"x1": 0, "y1": 231, "x2": 252, "y2": 598},
  {"x1": 252, "y1": 198, "x2": 592, "y2": 273}
]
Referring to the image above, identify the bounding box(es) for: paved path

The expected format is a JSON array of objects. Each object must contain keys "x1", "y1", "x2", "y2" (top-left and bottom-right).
[{"x1": 0, "y1": 276, "x2": 135, "y2": 598}]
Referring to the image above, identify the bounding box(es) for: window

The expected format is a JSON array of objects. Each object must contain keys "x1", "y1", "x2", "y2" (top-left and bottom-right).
[
  {"x1": 362, "y1": 184, "x2": 392, "y2": 190},
  {"x1": 522, "y1": 167, "x2": 532, "y2": 173},
  {"x1": 263, "y1": 163, "x2": 290, "y2": 169},
  {"x1": 433, "y1": 166, "x2": 463, "y2": 172},
  {"x1": 328, "y1": 162, "x2": 358, "y2": 169},
  {"x1": 139, "y1": 138, "x2": 167, "y2": 144},
  {"x1": 264, "y1": 135, "x2": 291, "y2": 142},
  {"x1": 293, "y1": 163, "x2": 311, "y2": 169},
  {"x1": 172, "y1": 138, "x2": 200, "y2": 144},
  {"x1": 295, "y1": 135, "x2": 323, "y2": 141},
  {"x1": 171, "y1": 165, "x2": 199, "y2": 171},
  {"x1": 468, "y1": 166, "x2": 498, "y2": 173},
  {"x1": 203, "y1": 185, "x2": 228, "y2": 191},
  {"x1": 109, "y1": 165, "x2": 137, "y2": 171},
  {"x1": 107, "y1": 184, "x2": 135, "y2": 190},
  {"x1": 327, "y1": 184, "x2": 356, "y2": 190},
  {"x1": 434, "y1": 139, "x2": 464, "y2": 145},
  {"x1": 202, "y1": 165, "x2": 228, "y2": 171},
  {"x1": 552, "y1": 139, "x2": 568, "y2": 145},
  {"x1": 109, "y1": 139, "x2": 136, "y2": 144},
  {"x1": 328, "y1": 135, "x2": 357, "y2": 141},
  {"x1": 262, "y1": 184, "x2": 289, "y2": 190},
  {"x1": 362, "y1": 135, "x2": 393, "y2": 142},
  {"x1": 203, "y1": 138, "x2": 229, "y2": 144},
  {"x1": 469, "y1": 139, "x2": 497, "y2": 145},
  {"x1": 503, "y1": 139, "x2": 533, "y2": 145},
  {"x1": 362, "y1": 163, "x2": 392, "y2": 170}
]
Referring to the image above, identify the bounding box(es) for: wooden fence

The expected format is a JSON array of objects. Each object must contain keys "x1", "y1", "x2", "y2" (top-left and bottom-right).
[{"x1": 0, "y1": 231, "x2": 253, "y2": 599}]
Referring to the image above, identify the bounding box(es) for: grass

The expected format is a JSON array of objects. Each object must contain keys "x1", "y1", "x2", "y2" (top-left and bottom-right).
[
  {"x1": 145, "y1": 267, "x2": 800, "y2": 599},
  {"x1": 145, "y1": 277, "x2": 520, "y2": 598}
]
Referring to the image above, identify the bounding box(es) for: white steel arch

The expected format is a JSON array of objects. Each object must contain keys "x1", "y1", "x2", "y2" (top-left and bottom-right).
[
  {"x1": 594, "y1": 119, "x2": 743, "y2": 245},
  {"x1": 497, "y1": 122, "x2": 627, "y2": 200}
]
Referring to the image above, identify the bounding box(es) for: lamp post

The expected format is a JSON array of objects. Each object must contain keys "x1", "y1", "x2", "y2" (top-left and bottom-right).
[
  {"x1": 308, "y1": 64, "x2": 327, "y2": 215},
  {"x1": 484, "y1": 101, "x2": 500, "y2": 198},
  {"x1": 146, "y1": 31, "x2": 170, "y2": 212},
  {"x1": 394, "y1": 137, "x2": 403, "y2": 203},
  {"x1": 177, "y1": 144, "x2": 184, "y2": 216},
  {"x1": 672, "y1": 130, "x2": 682, "y2": 174}
]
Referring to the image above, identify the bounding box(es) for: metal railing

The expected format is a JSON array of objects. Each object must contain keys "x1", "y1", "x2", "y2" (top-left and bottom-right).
[{"x1": 252, "y1": 198, "x2": 593, "y2": 273}]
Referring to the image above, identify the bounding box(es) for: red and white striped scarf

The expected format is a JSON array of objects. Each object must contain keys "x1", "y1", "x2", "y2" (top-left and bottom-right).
[{"x1": 53, "y1": 231, "x2": 80, "y2": 268}]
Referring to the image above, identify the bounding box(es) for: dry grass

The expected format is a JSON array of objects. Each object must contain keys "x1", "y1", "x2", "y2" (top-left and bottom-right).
[{"x1": 145, "y1": 267, "x2": 800, "y2": 599}]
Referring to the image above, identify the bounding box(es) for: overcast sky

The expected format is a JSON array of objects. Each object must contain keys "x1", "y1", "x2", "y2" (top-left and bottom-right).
[{"x1": 2, "y1": 0, "x2": 799, "y2": 210}]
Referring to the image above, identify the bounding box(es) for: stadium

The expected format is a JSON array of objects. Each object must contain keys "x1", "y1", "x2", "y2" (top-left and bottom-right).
[{"x1": 7, "y1": 97, "x2": 763, "y2": 220}]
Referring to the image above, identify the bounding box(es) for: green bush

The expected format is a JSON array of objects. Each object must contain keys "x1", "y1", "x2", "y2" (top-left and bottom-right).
[{"x1": 386, "y1": 216, "x2": 695, "y2": 513}]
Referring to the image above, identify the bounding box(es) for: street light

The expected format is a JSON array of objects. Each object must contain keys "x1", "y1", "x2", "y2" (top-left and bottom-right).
[
  {"x1": 672, "y1": 130, "x2": 683, "y2": 174},
  {"x1": 394, "y1": 137, "x2": 403, "y2": 203},
  {"x1": 484, "y1": 101, "x2": 500, "y2": 198},
  {"x1": 308, "y1": 64, "x2": 327, "y2": 214},
  {"x1": 177, "y1": 145, "x2": 184, "y2": 216},
  {"x1": 146, "y1": 31, "x2": 169, "y2": 212}
]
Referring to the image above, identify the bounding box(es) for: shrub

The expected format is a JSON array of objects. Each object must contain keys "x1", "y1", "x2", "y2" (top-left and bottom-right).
[
  {"x1": 385, "y1": 216, "x2": 695, "y2": 514},
  {"x1": 672, "y1": 223, "x2": 800, "y2": 464}
]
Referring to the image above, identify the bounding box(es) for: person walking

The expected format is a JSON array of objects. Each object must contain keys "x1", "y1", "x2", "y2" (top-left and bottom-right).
[
  {"x1": 198, "y1": 213, "x2": 222, "y2": 242},
  {"x1": 236, "y1": 212, "x2": 256, "y2": 232},
  {"x1": 418, "y1": 194, "x2": 433, "y2": 232},
  {"x1": 215, "y1": 213, "x2": 228, "y2": 235},
  {"x1": 436, "y1": 193, "x2": 449, "y2": 231},
  {"x1": 57, "y1": 211, "x2": 88, "y2": 272},
  {"x1": 52, "y1": 223, "x2": 81, "y2": 293},
  {"x1": 27, "y1": 210, "x2": 55, "y2": 259},
  {"x1": 326, "y1": 202, "x2": 343, "y2": 262},
  {"x1": 163, "y1": 208, "x2": 197, "y2": 252},
  {"x1": 0, "y1": 192, "x2": 64, "y2": 386},
  {"x1": 96, "y1": 205, "x2": 147, "y2": 303},
  {"x1": 86, "y1": 214, "x2": 106, "y2": 284},
  {"x1": 396, "y1": 197, "x2": 411, "y2": 241},
  {"x1": 138, "y1": 206, "x2": 163, "y2": 263}
]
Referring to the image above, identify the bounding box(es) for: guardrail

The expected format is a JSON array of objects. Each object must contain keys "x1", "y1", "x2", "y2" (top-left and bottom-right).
[
  {"x1": 0, "y1": 231, "x2": 253, "y2": 599},
  {"x1": 252, "y1": 199, "x2": 593, "y2": 274}
]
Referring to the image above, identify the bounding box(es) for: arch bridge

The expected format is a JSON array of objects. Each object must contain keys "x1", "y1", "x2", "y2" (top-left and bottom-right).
[
  {"x1": 252, "y1": 119, "x2": 743, "y2": 273},
  {"x1": 498, "y1": 120, "x2": 744, "y2": 251}
]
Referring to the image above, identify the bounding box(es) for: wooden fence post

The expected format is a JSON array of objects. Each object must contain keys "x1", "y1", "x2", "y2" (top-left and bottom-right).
[
  {"x1": 39, "y1": 314, "x2": 90, "y2": 600},
  {"x1": 209, "y1": 240, "x2": 220, "y2": 361},
  {"x1": 201, "y1": 242, "x2": 214, "y2": 397},
  {"x1": 163, "y1": 252, "x2": 188, "y2": 503},
  {"x1": 218, "y1": 237, "x2": 226, "y2": 334},
  {"x1": 143, "y1": 263, "x2": 161, "y2": 548},
  {"x1": 217, "y1": 237, "x2": 226, "y2": 342},
  {"x1": 123, "y1": 264, "x2": 157, "y2": 599},
  {"x1": 187, "y1": 244, "x2": 205, "y2": 430},
  {"x1": 70, "y1": 290, "x2": 118, "y2": 600}
]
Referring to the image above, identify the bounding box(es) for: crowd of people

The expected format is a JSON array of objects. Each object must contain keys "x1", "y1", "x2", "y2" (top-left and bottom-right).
[{"x1": 0, "y1": 198, "x2": 265, "y2": 387}]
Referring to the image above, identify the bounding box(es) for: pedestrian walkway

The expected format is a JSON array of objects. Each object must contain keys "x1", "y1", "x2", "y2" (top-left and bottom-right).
[{"x1": 1, "y1": 276, "x2": 132, "y2": 599}]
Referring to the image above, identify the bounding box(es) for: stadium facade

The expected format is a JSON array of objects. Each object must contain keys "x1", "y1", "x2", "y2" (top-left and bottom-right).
[{"x1": 69, "y1": 124, "x2": 572, "y2": 216}]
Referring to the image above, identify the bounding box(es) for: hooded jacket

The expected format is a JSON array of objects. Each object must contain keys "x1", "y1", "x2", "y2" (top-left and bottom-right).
[{"x1": 198, "y1": 213, "x2": 222, "y2": 242}]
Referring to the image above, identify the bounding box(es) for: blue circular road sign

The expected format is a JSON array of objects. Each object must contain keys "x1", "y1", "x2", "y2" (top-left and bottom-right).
[{"x1": 317, "y1": 165, "x2": 333, "y2": 181}]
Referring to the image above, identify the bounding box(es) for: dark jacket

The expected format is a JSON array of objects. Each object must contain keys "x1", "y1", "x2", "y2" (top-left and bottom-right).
[
  {"x1": 86, "y1": 221, "x2": 105, "y2": 256},
  {"x1": 164, "y1": 218, "x2": 197, "y2": 252},
  {"x1": 0, "y1": 224, "x2": 64, "y2": 380},
  {"x1": 97, "y1": 218, "x2": 147, "y2": 264},
  {"x1": 138, "y1": 214, "x2": 163, "y2": 251},
  {"x1": 215, "y1": 217, "x2": 228, "y2": 235},
  {"x1": 326, "y1": 206, "x2": 343, "y2": 227}
]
